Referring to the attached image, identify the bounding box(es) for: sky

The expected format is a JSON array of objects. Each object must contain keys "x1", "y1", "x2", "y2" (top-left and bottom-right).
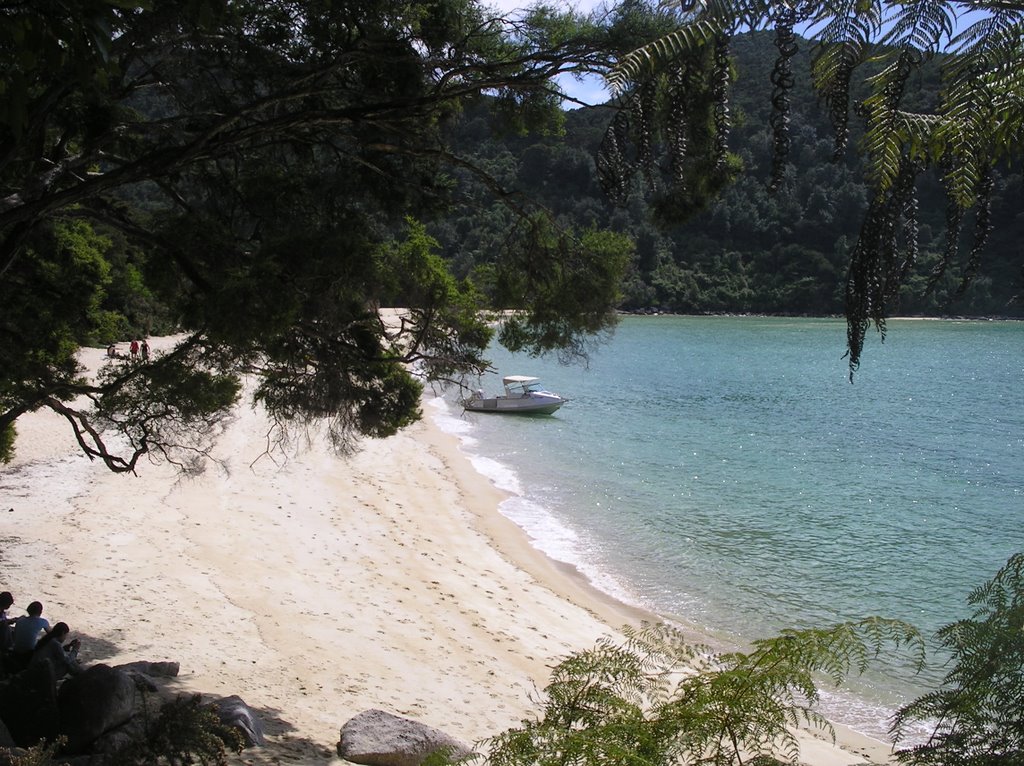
[
  {"x1": 486, "y1": 0, "x2": 612, "y2": 106},
  {"x1": 484, "y1": 0, "x2": 990, "y2": 106}
]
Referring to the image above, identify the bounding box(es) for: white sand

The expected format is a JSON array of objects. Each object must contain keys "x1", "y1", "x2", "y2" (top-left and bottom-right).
[{"x1": 0, "y1": 337, "x2": 893, "y2": 765}]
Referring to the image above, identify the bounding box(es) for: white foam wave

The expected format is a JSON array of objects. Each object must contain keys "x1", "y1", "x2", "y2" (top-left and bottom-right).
[
  {"x1": 426, "y1": 395, "x2": 644, "y2": 611},
  {"x1": 426, "y1": 396, "x2": 478, "y2": 446},
  {"x1": 468, "y1": 455, "x2": 522, "y2": 495}
]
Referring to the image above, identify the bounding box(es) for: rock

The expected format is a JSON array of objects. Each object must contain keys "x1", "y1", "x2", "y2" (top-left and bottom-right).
[
  {"x1": 57, "y1": 664, "x2": 136, "y2": 754},
  {"x1": 0, "y1": 660, "x2": 60, "y2": 747},
  {"x1": 0, "y1": 716, "x2": 15, "y2": 748},
  {"x1": 0, "y1": 748, "x2": 30, "y2": 766},
  {"x1": 213, "y1": 695, "x2": 264, "y2": 747},
  {"x1": 337, "y1": 709, "x2": 471, "y2": 766},
  {"x1": 114, "y1": 661, "x2": 179, "y2": 694},
  {"x1": 90, "y1": 716, "x2": 146, "y2": 755},
  {"x1": 112, "y1": 660, "x2": 180, "y2": 679}
]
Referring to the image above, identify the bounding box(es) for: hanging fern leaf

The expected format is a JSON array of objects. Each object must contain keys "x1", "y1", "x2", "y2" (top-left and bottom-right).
[
  {"x1": 667, "y1": 60, "x2": 693, "y2": 189},
  {"x1": 597, "y1": 106, "x2": 634, "y2": 204},
  {"x1": 634, "y1": 81, "x2": 659, "y2": 190},
  {"x1": 711, "y1": 32, "x2": 733, "y2": 167},
  {"x1": 604, "y1": 0, "x2": 1023, "y2": 372},
  {"x1": 956, "y1": 165, "x2": 995, "y2": 295},
  {"x1": 609, "y1": 19, "x2": 723, "y2": 93},
  {"x1": 845, "y1": 156, "x2": 923, "y2": 376},
  {"x1": 768, "y1": 2, "x2": 799, "y2": 190}
]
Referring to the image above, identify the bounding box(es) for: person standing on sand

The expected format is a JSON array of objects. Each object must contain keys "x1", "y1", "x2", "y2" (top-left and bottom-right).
[
  {"x1": 130, "y1": 338, "x2": 140, "y2": 360},
  {"x1": 141, "y1": 339, "x2": 150, "y2": 362}
]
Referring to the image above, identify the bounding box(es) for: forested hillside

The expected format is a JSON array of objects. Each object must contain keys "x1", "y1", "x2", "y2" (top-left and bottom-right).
[{"x1": 433, "y1": 31, "x2": 1024, "y2": 318}]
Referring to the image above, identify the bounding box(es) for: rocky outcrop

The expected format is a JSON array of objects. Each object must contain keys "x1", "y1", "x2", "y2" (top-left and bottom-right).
[
  {"x1": 57, "y1": 664, "x2": 136, "y2": 754},
  {"x1": 0, "y1": 715, "x2": 16, "y2": 748},
  {"x1": 213, "y1": 695, "x2": 265, "y2": 747},
  {"x1": 113, "y1": 660, "x2": 180, "y2": 679},
  {"x1": 112, "y1": 660, "x2": 180, "y2": 694},
  {"x1": 338, "y1": 709, "x2": 472, "y2": 766},
  {"x1": 0, "y1": 660, "x2": 59, "y2": 747},
  {"x1": 0, "y1": 654, "x2": 264, "y2": 761}
]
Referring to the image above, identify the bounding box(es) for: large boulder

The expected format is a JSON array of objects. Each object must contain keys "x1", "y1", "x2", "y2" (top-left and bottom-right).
[
  {"x1": 113, "y1": 660, "x2": 181, "y2": 695},
  {"x1": 0, "y1": 716, "x2": 14, "y2": 748},
  {"x1": 112, "y1": 660, "x2": 180, "y2": 679},
  {"x1": 0, "y1": 660, "x2": 59, "y2": 747},
  {"x1": 337, "y1": 709, "x2": 471, "y2": 766},
  {"x1": 213, "y1": 695, "x2": 264, "y2": 747},
  {"x1": 89, "y1": 716, "x2": 147, "y2": 756},
  {"x1": 57, "y1": 664, "x2": 136, "y2": 754}
]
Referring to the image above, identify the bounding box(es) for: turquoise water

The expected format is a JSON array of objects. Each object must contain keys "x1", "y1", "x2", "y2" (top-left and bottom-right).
[{"x1": 431, "y1": 316, "x2": 1023, "y2": 741}]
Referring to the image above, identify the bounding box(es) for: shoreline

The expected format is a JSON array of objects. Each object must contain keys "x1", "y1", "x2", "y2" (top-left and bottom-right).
[
  {"x1": 0, "y1": 338, "x2": 895, "y2": 764},
  {"x1": 429, "y1": 398, "x2": 899, "y2": 766},
  {"x1": 617, "y1": 310, "x2": 1024, "y2": 323}
]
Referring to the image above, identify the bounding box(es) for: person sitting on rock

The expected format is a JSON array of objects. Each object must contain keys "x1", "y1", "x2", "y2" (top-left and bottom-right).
[
  {"x1": 0, "y1": 591, "x2": 15, "y2": 654},
  {"x1": 8, "y1": 600, "x2": 49, "y2": 672},
  {"x1": 11, "y1": 601, "x2": 48, "y2": 653},
  {"x1": 30, "y1": 622, "x2": 83, "y2": 680}
]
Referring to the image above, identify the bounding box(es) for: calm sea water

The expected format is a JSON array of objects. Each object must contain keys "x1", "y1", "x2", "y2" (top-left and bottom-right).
[{"x1": 430, "y1": 316, "x2": 1023, "y2": 741}]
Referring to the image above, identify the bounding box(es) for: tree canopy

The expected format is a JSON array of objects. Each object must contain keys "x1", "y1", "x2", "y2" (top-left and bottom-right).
[
  {"x1": 433, "y1": 35, "x2": 1023, "y2": 320},
  {"x1": 3, "y1": 0, "x2": 1022, "y2": 471},
  {"x1": 0, "y1": 0, "x2": 633, "y2": 470}
]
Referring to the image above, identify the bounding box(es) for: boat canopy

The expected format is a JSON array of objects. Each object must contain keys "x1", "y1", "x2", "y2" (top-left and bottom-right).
[{"x1": 502, "y1": 375, "x2": 539, "y2": 387}]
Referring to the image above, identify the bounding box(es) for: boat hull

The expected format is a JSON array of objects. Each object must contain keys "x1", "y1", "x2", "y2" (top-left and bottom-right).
[{"x1": 463, "y1": 397, "x2": 565, "y2": 415}]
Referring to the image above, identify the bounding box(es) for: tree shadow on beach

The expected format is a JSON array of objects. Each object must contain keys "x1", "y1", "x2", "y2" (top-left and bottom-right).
[
  {"x1": 227, "y1": 701, "x2": 336, "y2": 763},
  {"x1": 74, "y1": 631, "x2": 121, "y2": 663},
  {"x1": 53, "y1": 634, "x2": 336, "y2": 762},
  {"x1": 143, "y1": 684, "x2": 334, "y2": 763}
]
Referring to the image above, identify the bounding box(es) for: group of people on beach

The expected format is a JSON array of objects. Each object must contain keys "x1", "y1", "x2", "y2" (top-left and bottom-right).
[
  {"x1": 106, "y1": 338, "x2": 149, "y2": 362},
  {"x1": 0, "y1": 592, "x2": 83, "y2": 680}
]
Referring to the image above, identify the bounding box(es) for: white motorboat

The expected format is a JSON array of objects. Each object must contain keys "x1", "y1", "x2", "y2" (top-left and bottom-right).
[{"x1": 463, "y1": 375, "x2": 567, "y2": 415}]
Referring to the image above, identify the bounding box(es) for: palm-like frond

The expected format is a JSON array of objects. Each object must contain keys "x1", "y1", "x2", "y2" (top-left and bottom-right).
[
  {"x1": 880, "y1": 0, "x2": 955, "y2": 52},
  {"x1": 808, "y1": 0, "x2": 882, "y2": 156},
  {"x1": 608, "y1": 19, "x2": 723, "y2": 94}
]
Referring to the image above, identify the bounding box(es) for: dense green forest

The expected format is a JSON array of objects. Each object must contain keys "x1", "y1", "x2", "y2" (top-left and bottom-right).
[
  {"x1": 45, "y1": 31, "x2": 1024, "y2": 350},
  {"x1": 433, "y1": 32, "x2": 1024, "y2": 318}
]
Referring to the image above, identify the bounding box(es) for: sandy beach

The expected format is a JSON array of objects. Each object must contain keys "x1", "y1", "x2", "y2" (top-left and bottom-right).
[{"x1": 1, "y1": 337, "x2": 893, "y2": 765}]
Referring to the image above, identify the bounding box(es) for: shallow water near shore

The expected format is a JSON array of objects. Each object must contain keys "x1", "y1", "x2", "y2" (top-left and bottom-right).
[{"x1": 431, "y1": 315, "x2": 1024, "y2": 742}]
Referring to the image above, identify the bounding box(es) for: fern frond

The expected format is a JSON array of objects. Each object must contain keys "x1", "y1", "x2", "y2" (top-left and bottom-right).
[
  {"x1": 608, "y1": 19, "x2": 722, "y2": 93},
  {"x1": 809, "y1": 3, "x2": 877, "y2": 157},
  {"x1": 860, "y1": 52, "x2": 920, "y2": 195},
  {"x1": 955, "y1": 167, "x2": 994, "y2": 295},
  {"x1": 845, "y1": 156, "x2": 924, "y2": 375},
  {"x1": 892, "y1": 553, "x2": 1024, "y2": 764},
  {"x1": 880, "y1": 0, "x2": 954, "y2": 53},
  {"x1": 596, "y1": 106, "x2": 633, "y2": 204},
  {"x1": 712, "y1": 32, "x2": 733, "y2": 167},
  {"x1": 947, "y1": 8, "x2": 1024, "y2": 55},
  {"x1": 768, "y1": 1, "x2": 799, "y2": 190}
]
